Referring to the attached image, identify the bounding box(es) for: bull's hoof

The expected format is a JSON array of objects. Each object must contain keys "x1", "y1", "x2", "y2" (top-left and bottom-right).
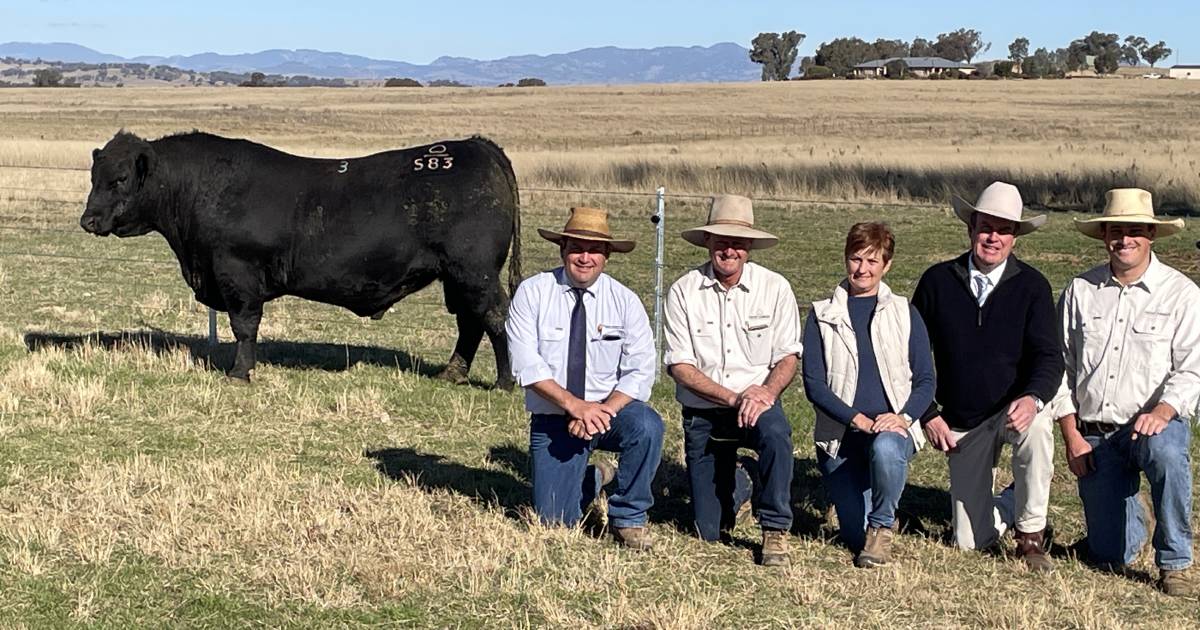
[
  {"x1": 435, "y1": 366, "x2": 469, "y2": 385},
  {"x1": 495, "y1": 376, "x2": 516, "y2": 392},
  {"x1": 224, "y1": 371, "x2": 252, "y2": 385}
]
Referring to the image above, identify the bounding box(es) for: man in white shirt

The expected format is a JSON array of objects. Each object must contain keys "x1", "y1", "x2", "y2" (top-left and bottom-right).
[
  {"x1": 1054, "y1": 188, "x2": 1200, "y2": 596},
  {"x1": 506, "y1": 206, "x2": 664, "y2": 550},
  {"x1": 664, "y1": 194, "x2": 803, "y2": 567}
]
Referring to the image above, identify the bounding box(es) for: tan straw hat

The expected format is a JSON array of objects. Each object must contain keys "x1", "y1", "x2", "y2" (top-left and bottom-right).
[
  {"x1": 537, "y1": 206, "x2": 635, "y2": 253},
  {"x1": 1074, "y1": 188, "x2": 1184, "y2": 239},
  {"x1": 681, "y1": 194, "x2": 778, "y2": 250},
  {"x1": 951, "y1": 181, "x2": 1046, "y2": 236}
]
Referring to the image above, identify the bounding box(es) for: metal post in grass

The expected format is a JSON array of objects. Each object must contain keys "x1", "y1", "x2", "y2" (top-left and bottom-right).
[
  {"x1": 208, "y1": 307, "x2": 217, "y2": 346},
  {"x1": 652, "y1": 186, "x2": 666, "y2": 362}
]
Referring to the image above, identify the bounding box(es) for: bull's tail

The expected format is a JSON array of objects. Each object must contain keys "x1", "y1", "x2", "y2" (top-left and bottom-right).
[
  {"x1": 508, "y1": 192, "x2": 522, "y2": 298},
  {"x1": 472, "y1": 135, "x2": 523, "y2": 297}
]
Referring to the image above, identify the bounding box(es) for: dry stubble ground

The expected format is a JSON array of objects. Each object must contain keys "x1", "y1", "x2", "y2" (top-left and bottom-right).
[{"x1": 0, "y1": 82, "x2": 1198, "y2": 627}]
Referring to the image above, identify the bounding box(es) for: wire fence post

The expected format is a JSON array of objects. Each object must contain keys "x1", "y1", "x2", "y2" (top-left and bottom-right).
[
  {"x1": 652, "y1": 186, "x2": 666, "y2": 364},
  {"x1": 208, "y1": 308, "x2": 217, "y2": 346}
]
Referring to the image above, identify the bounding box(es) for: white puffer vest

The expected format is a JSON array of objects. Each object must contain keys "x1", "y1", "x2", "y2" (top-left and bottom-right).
[{"x1": 811, "y1": 280, "x2": 926, "y2": 458}]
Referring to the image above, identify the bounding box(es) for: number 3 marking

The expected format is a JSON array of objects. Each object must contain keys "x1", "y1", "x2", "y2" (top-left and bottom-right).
[{"x1": 337, "y1": 161, "x2": 348, "y2": 173}]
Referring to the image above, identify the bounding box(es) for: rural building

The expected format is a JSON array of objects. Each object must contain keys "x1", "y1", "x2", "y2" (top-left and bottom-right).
[
  {"x1": 853, "y1": 57, "x2": 977, "y2": 78},
  {"x1": 1169, "y1": 65, "x2": 1200, "y2": 79}
]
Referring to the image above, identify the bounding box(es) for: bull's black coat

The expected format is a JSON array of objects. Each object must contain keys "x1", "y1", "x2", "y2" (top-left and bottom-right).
[{"x1": 81, "y1": 131, "x2": 521, "y2": 387}]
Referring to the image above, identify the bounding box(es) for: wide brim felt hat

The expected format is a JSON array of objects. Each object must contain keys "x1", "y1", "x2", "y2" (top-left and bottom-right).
[
  {"x1": 951, "y1": 181, "x2": 1046, "y2": 236},
  {"x1": 680, "y1": 194, "x2": 779, "y2": 250},
  {"x1": 537, "y1": 206, "x2": 636, "y2": 253},
  {"x1": 1074, "y1": 188, "x2": 1184, "y2": 239}
]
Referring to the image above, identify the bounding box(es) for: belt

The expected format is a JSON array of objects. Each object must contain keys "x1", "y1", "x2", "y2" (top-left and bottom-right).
[{"x1": 1077, "y1": 421, "x2": 1121, "y2": 437}]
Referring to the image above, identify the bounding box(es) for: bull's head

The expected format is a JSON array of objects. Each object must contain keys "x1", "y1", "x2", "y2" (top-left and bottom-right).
[{"x1": 80, "y1": 131, "x2": 157, "y2": 237}]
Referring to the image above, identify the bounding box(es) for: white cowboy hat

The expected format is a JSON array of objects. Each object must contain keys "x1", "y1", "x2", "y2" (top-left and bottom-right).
[
  {"x1": 951, "y1": 181, "x2": 1046, "y2": 236},
  {"x1": 681, "y1": 194, "x2": 778, "y2": 250},
  {"x1": 537, "y1": 206, "x2": 636, "y2": 253},
  {"x1": 1074, "y1": 188, "x2": 1184, "y2": 240}
]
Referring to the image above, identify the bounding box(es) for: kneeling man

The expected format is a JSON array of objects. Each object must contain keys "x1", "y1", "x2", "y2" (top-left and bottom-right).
[
  {"x1": 506, "y1": 206, "x2": 664, "y2": 549},
  {"x1": 1055, "y1": 188, "x2": 1199, "y2": 595}
]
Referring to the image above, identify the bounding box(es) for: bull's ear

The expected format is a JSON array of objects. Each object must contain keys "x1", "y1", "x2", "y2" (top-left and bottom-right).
[
  {"x1": 92, "y1": 148, "x2": 100, "y2": 160},
  {"x1": 134, "y1": 149, "x2": 156, "y2": 189}
]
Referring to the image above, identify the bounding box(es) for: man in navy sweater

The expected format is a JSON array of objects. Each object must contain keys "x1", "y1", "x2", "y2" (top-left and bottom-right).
[{"x1": 912, "y1": 182, "x2": 1063, "y2": 572}]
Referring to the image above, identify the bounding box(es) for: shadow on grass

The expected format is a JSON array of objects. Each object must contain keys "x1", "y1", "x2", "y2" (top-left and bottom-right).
[
  {"x1": 365, "y1": 446, "x2": 530, "y2": 518},
  {"x1": 22, "y1": 329, "x2": 494, "y2": 389}
]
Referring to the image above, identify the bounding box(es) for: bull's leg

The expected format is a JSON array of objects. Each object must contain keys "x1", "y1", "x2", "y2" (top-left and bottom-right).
[
  {"x1": 223, "y1": 296, "x2": 264, "y2": 382},
  {"x1": 436, "y1": 311, "x2": 485, "y2": 385},
  {"x1": 482, "y1": 302, "x2": 514, "y2": 392}
]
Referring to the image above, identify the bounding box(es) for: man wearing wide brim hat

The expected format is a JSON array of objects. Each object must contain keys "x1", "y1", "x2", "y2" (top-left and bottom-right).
[
  {"x1": 912, "y1": 181, "x2": 1063, "y2": 572},
  {"x1": 1052, "y1": 187, "x2": 1200, "y2": 596},
  {"x1": 506, "y1": 206, "x2": 664, "y2": 550},
  {"x1": 663, "y1": 194, "x2": 802, "y2": 566}
]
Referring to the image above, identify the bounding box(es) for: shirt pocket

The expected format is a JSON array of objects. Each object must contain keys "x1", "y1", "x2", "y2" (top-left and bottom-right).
[
  {"x1": 539, "y1": 326, "x2": 567, "y2": 370},
  {"x1": 1130, "y1": 310, "x2": 1172, "y2": 372},
  {"x1": 592, "y1": 324, "x2": 625, "y2": 375},
  {"x1": 1079, "y1": 315, "x2": 1107, "y2": 368},
  {"x1": 741, "y1": 314, "x2": 773, "y2": 366}
]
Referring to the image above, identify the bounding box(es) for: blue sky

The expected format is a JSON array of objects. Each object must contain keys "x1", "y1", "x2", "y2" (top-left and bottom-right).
[{"x1": 3, "y1": 0, "x2": 1196, "y2": 63}]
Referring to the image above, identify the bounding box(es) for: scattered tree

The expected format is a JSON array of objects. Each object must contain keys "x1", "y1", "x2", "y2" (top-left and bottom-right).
[
  {"x1": 1008, "y1": 37, "x2": 1029, "y2": 64},
  {"x1": 516, "y1": 77, "x2": 546, "y2": 87},
  {"x1": 384, "y1": 77, "x2": 423, "y2": 87},
  {"x1": 1122, "y1": 36, "x2": 1148, "y2": 66},
  {"x1": 870, "y1": 38, "x2": 910, "y2": 61},
  {"x1": 427, "y1": 79, "x2": 468, "y2": 87},
  {"x1": 813, "y1": 37, "x2": 874, "y2": 76},
  {"x1": 799, "y1": 65, "x2": 833, "y2": 80},
  {"x1": 884, "y1": 59, "x2": 909, "y2": 79},
  {"x1": 32, "y1": 68, "x2": 63, "y2": 87},
  {"x1": 910, "y1": 37, "x2": 936, "y2": 57},
  {"x1": 933, "y1": 28, "x2": 990, "y2": 62},
  {"x1": 1141, "y1": 41, "x2": 1172, "y2": 68},
  {"x1": 749, "y1": 31, "x2": 806, "y2": 81},
  {"x1": 993, "y1": 60, "x2": 1015, "y2": 78}
]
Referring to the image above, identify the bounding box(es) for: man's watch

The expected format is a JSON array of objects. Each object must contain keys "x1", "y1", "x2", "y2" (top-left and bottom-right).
[{"x1": 1032, "y1": 396, "x2": 1045, "y2": 412}]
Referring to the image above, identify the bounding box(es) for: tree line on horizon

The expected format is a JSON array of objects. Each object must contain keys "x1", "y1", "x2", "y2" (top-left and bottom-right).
[{"x1": 750, "y1": 29, "x2": 1174, "y2": 80}]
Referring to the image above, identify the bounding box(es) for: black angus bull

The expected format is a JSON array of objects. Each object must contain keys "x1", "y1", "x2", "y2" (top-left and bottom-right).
[{"x1": 80, "y1": 131, "x2": 521, "y2": 389}]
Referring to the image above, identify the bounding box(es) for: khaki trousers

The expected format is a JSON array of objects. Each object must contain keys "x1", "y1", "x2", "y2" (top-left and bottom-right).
[{"x1": 946, "y1": 407, "x2": 1054, "y2": 550}]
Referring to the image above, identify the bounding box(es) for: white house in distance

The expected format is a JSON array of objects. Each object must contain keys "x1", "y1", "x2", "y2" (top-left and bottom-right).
[
  {"x1": 853, "y1": 57, "x2": 977, "y2": 78},
  {"x1": 1169, "y1": 65, "x2": 1200, "y2": 79}
]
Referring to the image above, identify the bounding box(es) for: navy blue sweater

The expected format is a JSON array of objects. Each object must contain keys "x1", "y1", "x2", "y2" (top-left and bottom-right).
[
  {"x1": 802, "y1": 297, "x2": 936, "y2": 424},
  {"x1": 911, "y1": 253, "x2": 1063, "y2": 431}
]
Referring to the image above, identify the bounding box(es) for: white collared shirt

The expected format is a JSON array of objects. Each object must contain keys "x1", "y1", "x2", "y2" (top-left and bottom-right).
[
  {"x1": 664, "y1": 261, "x2": 803, "y2": 409},
  {"x1": 506, "y1": 268, "x2": 656, "y2": 414},
  {"x1": 1053, "y1": 254, "x2": 1200, "y2": 425},
  {"x1": 968, "y1": 254, "x2": 1008, "y2": 304}
]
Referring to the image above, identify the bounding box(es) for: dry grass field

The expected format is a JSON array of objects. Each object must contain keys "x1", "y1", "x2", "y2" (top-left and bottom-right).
[{"x1": 0, "y1": 81, "x2": 1199, "y2": 627}]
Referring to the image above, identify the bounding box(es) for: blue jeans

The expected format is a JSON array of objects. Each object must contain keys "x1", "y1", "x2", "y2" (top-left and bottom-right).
[
  {"x1": 1078, "y1": 417, "x2": 1193, "y2": 570},
  {"x1": 682, "y1": 402, "x2": 794, "y2": 541},
  {"x1": 817, "y1": 429, "x2": 915, "y2": 552},
  {"x1": 529, "y1": 400, "x2": 664, "y2": 529}
]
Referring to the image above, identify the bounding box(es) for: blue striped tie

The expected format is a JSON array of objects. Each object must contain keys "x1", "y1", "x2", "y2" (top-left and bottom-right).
[{"x1": 566, "y1": 287, "x2": 588, "y2": 400}]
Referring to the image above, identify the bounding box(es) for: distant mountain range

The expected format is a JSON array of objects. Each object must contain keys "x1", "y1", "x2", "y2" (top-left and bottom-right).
[{"x1": 0, "y1": 41, "x2": 761, "y2": 84}]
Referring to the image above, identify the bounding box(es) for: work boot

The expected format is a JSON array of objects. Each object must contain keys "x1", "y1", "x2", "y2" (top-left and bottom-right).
[
  {"x1": 760, "y1": 529, "x2": 791, "y2": 567},
  {"x1": 855, "y1": 525, "x2": 895, "y2": 568},
  {"x1": 1158, "y1": 568, "x2": 1198, "y2": 598},
  {"x1": 612, "y1": 526, "x2": 653, "y2": 552},
  {"x1": 1015, "y1": 529, "x2": 1054, "y2": 573}
]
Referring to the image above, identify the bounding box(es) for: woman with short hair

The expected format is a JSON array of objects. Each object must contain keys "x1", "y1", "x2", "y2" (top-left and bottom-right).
[{"x1": 802, "y1": 222, "x2": 935, "y2": 567}]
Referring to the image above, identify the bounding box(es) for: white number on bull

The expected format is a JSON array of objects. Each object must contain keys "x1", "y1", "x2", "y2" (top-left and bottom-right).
[
  {"x1": 413, "y1": 155, "x2": 455, "y2": 172},
  {"x1": 337, "y1": 161, "x2": 348, "y2": 173}
]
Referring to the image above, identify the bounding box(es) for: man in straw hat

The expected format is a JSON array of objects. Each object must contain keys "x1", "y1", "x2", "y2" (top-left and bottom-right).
[
  {"x1": 911, "y1": 181, "x2": 1063, "y2": 571},
  {"x1": 1051, "y1": 188, "x2": 1199, "y2": 595},
  {"x1": 663, "y1": 194, "x2": 802, "y2": 566},
  {"x1": 505, "y1": 206, "x2": 664, "y2": 550}
]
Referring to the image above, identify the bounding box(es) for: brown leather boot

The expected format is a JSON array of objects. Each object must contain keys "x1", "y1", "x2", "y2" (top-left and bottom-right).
[
  {"x1": 612, "y1": 526, "x2": 653, "y2": 551},
  {"x1": 855, "y1": 526, "x2": 895, "y2": 568},
  {"x1": 1158, "y1": 568, "x2": 1198, "y2": 598},
  {"x1": 761, "y1": 529, "x2": 791, "y2": 567},
  {"x1": 1015, "y1": 529, "x2": 1054, "y2": 573}
]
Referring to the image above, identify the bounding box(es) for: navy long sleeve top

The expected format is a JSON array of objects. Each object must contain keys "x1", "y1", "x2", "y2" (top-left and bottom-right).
[{"x1": 802, "y1": 297, "x2": 936, "y2": 425}]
